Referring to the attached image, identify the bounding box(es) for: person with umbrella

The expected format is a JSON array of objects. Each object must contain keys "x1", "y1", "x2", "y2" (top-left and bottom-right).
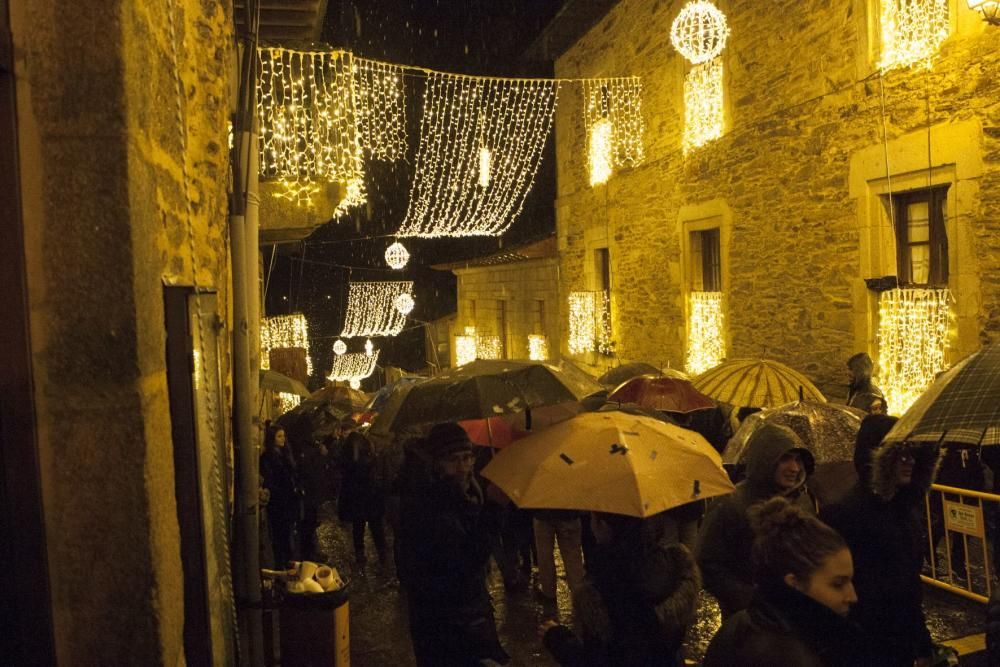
[
  {"x1": 821, "y1": 415, "x2": 937, "y2": 667},
  {"x1": 846, "y1": 352, "x2": 887, "y2": 415},
  {"x1": 397, "y1": 422, "x2": 510, "y2": 666},
  {"x1": 539, "y1": 511, "x2": 701, "y2": 666},
  {"x1": 697, "y1": 423, "x2": 816, "y2": 618}
]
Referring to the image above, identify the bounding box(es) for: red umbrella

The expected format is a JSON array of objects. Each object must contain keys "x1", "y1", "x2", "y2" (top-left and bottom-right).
[
  {"x1": 608, "y1": 376, "x2": 715, "y2": 413},
  {"x1": 459, "y1": 417, "x2": 517, "y2": 448}
]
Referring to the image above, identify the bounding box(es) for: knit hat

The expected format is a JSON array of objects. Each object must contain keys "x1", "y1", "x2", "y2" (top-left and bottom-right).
[
  {"x1": 424, "y1": 422, "x2": 473, "y2": 460},
  {"x1": 847, "y1": 352, "x2": 874, "y2": 379}
]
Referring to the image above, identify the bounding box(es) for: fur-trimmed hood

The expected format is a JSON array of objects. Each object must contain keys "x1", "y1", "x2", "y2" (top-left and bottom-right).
[
  {"x1": 870, "y1": 439, "x2": 942, "y2": 501},
  {"x1": 573, "y1": 543, "x2": 701, "y2": 645}
]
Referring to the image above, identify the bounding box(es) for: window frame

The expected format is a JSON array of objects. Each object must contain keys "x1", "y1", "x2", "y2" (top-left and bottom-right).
[{"x1": 892, "y1": 185, "x2": 949, "y2": 287}]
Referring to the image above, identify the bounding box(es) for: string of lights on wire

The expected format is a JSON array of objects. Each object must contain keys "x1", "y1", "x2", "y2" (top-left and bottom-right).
[
  {"x1": 340, "y1": 281, "x2": 414, "y2": 338},
  {"x1": 876, "y1": 287, "x2": 951, "y2": 415},
  {"x1": 261, "y1": 313, "x2": 312, "y2": 375},
  {"x1": 354, "y1": 57, "x2": 407, "y2": 161},
  {"x1": 877, "y1": 0, "x2": 950, "y2": 71},
  {"x1": 328, "y1": 349, "x2": 380, "y2": 388},
  {"x1": 583, "y1": 77, "x2": 645, "y2": 186},
  {"x1": 396, "y1": 72, "x2": 559, "y2": 238},
  {"x1": 567, "y1": 291, "x2": 611, "y2": 355},
  {"x1": 686, "y1": 292, "x2": 726, "y2": 376},
  {"x1": 670, "y1": 1, "x2": 730, "y2": 153}
]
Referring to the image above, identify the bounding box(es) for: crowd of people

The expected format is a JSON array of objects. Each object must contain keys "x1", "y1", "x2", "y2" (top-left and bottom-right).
[{"x1": 257, "y1": 353, "x2": 996, "y2": 666}]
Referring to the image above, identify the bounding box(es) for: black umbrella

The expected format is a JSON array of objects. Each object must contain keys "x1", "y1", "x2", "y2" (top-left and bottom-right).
[{"x1": 371, "y1": 359, "x2": 601, "y2": 433}]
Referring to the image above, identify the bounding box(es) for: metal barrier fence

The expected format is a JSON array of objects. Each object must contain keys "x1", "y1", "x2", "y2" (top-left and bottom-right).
[{"x1": 922, "y1": 483, "x2": 1000, "y2": 603}]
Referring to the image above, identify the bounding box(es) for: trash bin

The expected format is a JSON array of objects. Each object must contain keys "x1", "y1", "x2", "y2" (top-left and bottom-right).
[{"x1": 278, "y1": 584, "x2": 351, "y2": 667}]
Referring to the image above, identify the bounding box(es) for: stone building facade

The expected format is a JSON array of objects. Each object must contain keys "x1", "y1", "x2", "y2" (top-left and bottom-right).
[
  {"x1": 551, "y1": 0, "x2": 1000, "y2": 399},
  {"x1": 8, "y1": 0, "x2": 235, "y2": 663},
  {"x1": 436, "y1": 237, "x2": 560, "y2": 365}
]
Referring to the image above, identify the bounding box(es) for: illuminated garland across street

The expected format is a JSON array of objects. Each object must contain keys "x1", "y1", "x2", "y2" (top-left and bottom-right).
[
  {"x1": 340, "y1": 281, "x2": 414, "y2": 338},
  {"x1": 876, "y1": 287, "x2": 951, "y2": 415},
  {"x1": 878, "y1": 0, "x2": 950, "y2": 71},
  {"x1": 686, "y1": 292, "x2": 726, "y2": 376},
  {"x1": 257, "y1": 48, "x2": 364, "y2": 206},
  {"x1": 328, "y1": 349, "x2": 380, "y2": 383},
  {"x1": 683, "y1": 58, "x2": 724, "y2": 153},
  {"x1": 354, "y1": 58, "x2": 407, "y2": 161},
  {"x1": 396, "y1": 73, "x2": 559, "y2": 238},
  {"x1": 582, "y1": 77, "x2": 645, "y2": 179},
  {"x1": 261, "y1": 313, "x2": 312, "y2": 375}
]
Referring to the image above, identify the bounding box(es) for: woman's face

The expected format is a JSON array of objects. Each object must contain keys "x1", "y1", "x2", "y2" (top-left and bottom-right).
[
  {"x1": 274, "y1": 429, "x2": 286, "y2": 448},
  {"x1": 786, "y1": 547, "x2": 857, "y2": 617}
]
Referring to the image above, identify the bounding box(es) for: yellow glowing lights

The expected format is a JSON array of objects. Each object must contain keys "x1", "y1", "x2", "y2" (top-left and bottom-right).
[
  {"x1": 341, "y1": 281, "x2": 414, "y2": 338},
  {"x1": 277, "y1": 392, "x2": 301, "y2": 414},
  {"x1": 353, "y1": 58, "x2": 407, "y2": 161},
  {"x1": 455, "y1": 327, "x2": 477, "y2": 366},
  {"x1": 333, "y1": 339, "x2": 347, "y2": 356},
  {"x1": 479, "y1": 146, "x2": 492, "y2": 187},
  {"x1": 589, "y1": 118, "x2": 613, "y2": 187},
  {"x1": 397, "y1": 73, "x2": 559, "y2": 238},
  {"x1": 878, "y1": 0, "x2": 950, "y2": 71},
  {"x1": 876, "y1": 288, "x2": 951, "y2": 415},
  {"x1": 568, "y1": 291, "x2": 610, "y2": 355},
  {"x1": 364, "y1": 338, "x2": 374, "y2": 356},
  {"x1": 476, "y1": 335, "x2": 503, "y2": 360},
  {"x1": 686, "y1": 292, "x2": 726, "y2": 376},
  {"x1": 385, "y1": 241, "x2": 410, "y2": 270},
  {"x1": 395, "y1": 292, "x2": 415, "y2": 316},
  {"x1": 670, "y1": 1, "x2": 731, "y2": 65},
  {"x1": 528, "y1": 335, "x2": 549, "y2": 361},
  {"x1": 261, "y1": 313, "x2": 312, "y2": 375},
  {"x1": 683, "y1": 58, "x2": 724, "y2": 153},
  {"x1": 328, "y1": 349, "x2": 379, "y2": 383}
]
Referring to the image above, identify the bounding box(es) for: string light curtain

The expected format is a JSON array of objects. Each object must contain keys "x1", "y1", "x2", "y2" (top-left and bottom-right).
[
  {"x1": 476, "y1": 335, "x2": 503, "y2": 360},
  {"x1": 582, "y1": 77, "x2": 645, "y2": 186},
  {"x1": 878, "y1": 0, "x2": 950, "y2": 71},
  {"x1": 686, "y1": 292, "x2": 726, "y2": 376},
  {"x1": 568, "y1": 291, "x2": 611, "y2": 355},
  {"x1": 528, "y1": 335, "x2": 550, "y2": 361},
  {"x1": 328, "y1": 349, "x2": 380, "y2": 383},
  {"x1": 455, "y1": 327, "x2": 477, "y2": 366},
  {"x1": 261, "y1": 313, "x2": 312, "y2": 375},
  {"x1": 277, "y1": 392, "x2": 301, "y2": 414},
  {"x1": 340, "y1": 281, "x2": 414, "y2": 338},
  {"x1": 683, "y1": 58, "x2": 725, "y2": 153},
  {"x1": 257, "y1": 48, "x2": 364, "y2": 205},
  {"x1": 876, "y1": 287, "x2": 951, "y2": 415},
  {"x1": 396, "y1": 73, "x2": 559, "y2": 238},
  {"x1": 353, "y1": 58, "x2": 407, "y2": 161}
]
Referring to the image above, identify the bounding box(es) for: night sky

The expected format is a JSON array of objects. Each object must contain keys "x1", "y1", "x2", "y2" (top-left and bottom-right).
[{"x1": 263, "y1": 0, "x2": 563, "y2": 385}]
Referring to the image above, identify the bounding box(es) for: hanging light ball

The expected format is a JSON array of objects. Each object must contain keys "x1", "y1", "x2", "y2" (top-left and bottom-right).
[
  {"x1": 349, "y1": 378, "x2": 361, "y2": 390},
  {"x1": 364, "y1": 338, "x2": 374, "y2": 357},
  {"x1": 670, "y1": 1, "x2": 731, "y2": 65},
  {"x1": 385, "y1": 242, "x2": 410, "y2": 270},
  {"x1": 394, "y1": 292, "x2": 415, "y2": 316},
  {"x1": 333, "y1": 339, "x2": 347, "y2": 356}
]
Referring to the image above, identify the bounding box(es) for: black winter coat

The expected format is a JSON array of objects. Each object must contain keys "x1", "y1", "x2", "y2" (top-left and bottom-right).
[
  {"x1": 543, "y1": 542, "x2": 701, "y2": 667},
  {"x1": 703, "y1": 582, "x2": 871, "y2": 667},
  {"x1": 260, "y1": 448, "x2": 299, "y2": 522},
  {"x1": 337, "y1": 432, "x2": 384, "y2": 522},
  {"x1": 820, "y1": 437, "x2": 939, "y2": 666}
]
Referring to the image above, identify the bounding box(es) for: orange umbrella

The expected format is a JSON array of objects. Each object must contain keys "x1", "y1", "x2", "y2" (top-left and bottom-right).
[
  {"x1": 609, "y1": 376, "x2": 715, "y2": 413},
  {"x1": 459, "y1": 417, "x2": 517, "y2": 448}
]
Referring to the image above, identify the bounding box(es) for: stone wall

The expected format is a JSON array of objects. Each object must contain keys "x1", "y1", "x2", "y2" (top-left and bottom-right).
[
  {"x1": 11, "y1": 0, "x2": 233, "y2": 663},
  {"x1": 453, "y1": 258, "x2": 561, "y2": 363},
  {"x1": 554, "y1": 0, "x2": 1000, "y2": 398}
]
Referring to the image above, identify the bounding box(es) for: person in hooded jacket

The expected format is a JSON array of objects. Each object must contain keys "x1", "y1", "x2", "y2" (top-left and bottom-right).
[
  {"x1": 697, "y1": 423, "x2": 816, "y2": 618},
  {"x1": 540, "y1": 511, "x2": 701, "y2": 667},
  {"x1": 704, "y1": 496, "x2": 868, "y2": 667},
  {"x1": 821, "y1": 414, "x2": 939, "y2": 667},
  {"x1": 846, "y1": 352, "x2": 887, "y2": 415},
  {"x1": 397, "y1": 422, "x2": 510, "y2": 666}
]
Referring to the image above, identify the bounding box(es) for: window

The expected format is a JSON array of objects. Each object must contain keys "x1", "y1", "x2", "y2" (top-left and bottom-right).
[
  {"x1": 893, "y1": 186, "x2": 948, "y2": 286},
  {"x1": 689, "y1": 228, "x2": 722, "y2": 292},
  {"x1": 468, "y1": 299, "x2": 477, "y2": 325},
  {"x1": 496, "y1": 300, "x2": 508, "y2": 358},
  {"x1": 532, "y1": 300, "x2": 546, "y2": 334},
  {"x1": 596, "y1": 248, "x2": 611, "y2": 293}
]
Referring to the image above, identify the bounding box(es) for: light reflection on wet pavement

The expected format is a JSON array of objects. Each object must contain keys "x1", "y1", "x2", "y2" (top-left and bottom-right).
[{"x1": 312, "y1": 506, "x2": 986, "y2": 665}]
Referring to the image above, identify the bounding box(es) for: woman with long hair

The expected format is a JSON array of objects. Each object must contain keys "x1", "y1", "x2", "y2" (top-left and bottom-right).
[
  {"x1": 704, "y1": 497, "x2": 868, "y2": 666},
  {"x1": 260, "y1": 425, "x2": 300, "y2": 567}
]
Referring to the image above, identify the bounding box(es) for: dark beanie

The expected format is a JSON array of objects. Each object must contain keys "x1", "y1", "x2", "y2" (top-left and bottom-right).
[
  {"x1": 847, "y1": 352, "x2": 874, "y2": 378},
  {"x1": 854, "y1": 413, "x2": 898, "y2": 483},
  {"x1": 425, "y1": 422, "x2": 473, "y2": 460}
]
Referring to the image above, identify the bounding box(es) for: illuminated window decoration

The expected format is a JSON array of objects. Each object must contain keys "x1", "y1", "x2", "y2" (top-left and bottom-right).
[
  {"x1": 686, "y1": 292, "x2": 726, "y2": 376},
  {"x1": 876, "y1": 288, "x2": 951, "y2": 415},
  {"x1": 683, "y1": 58, "x2": 724, "y2": 153},
  {"x1": 478, "y1": 146, "x2": 492, "y2": 187},
  {"x1": 476, "y1": 335, "x2": 503, "y2": 360},
  {"x1": 328, "y1": 349, "x2": 379, "y2": 383},
  {"x1": 257, "y1": 47, "x2": 364, "y2": 207},
  {"x1": 528, "y1": 335, "x2": 549, "y2": 361},
  {"x1": 384, "y1": 241, "x2": 410, "y2": 270},
  {"x1": 582, "y1": 77, "x2": 645, "y2": 178},
  {"x1": 395, "y1": 292, "x2": 415, "y2": 316},
  {"x1": 277, "y1": 392, "x2": 301, "y2": 414},
  {"x1": 878, "y1": 0, "x2": 950, "y2": 71},
  {"x1": 455, "y1": 328, "x2": 478, "y2": 366},
  {"x1": 261, "y1": 313, "x2": 312, "y2": 375},
  {"x1": 568, "y1": 291, "x2": 611, "y2": 355},
  {"x1": 353, "y1": 58, "x2": 407, "y2": 161},
  {"x1": 589, "y1": 118, "x2": 613, "y2": 187},
  {"x1": 670, "y1": 1, "x2": 731, "y2": 65},
  {"x1": 340, "y1": 281, "x2": 414, "y2": 338},
  {"x1": 333, "y1": 339, "x2": 347, "y2": 356},
  {"x1": 396, "y1": 73, "x2": 559, "y2": 238}
]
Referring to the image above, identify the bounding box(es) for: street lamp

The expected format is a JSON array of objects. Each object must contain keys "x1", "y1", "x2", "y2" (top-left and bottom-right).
[{"x1": 969, "y1": 0, "x2": 1000, "y2": 25}]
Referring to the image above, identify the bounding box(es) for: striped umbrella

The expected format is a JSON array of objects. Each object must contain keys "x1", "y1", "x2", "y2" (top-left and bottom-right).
[
  {"x1": 693, "y1": 358, "x2": 826, "y2": 408},
  {"x1": 884, "y1": 344, "x2": 1000, "y2": 446}
]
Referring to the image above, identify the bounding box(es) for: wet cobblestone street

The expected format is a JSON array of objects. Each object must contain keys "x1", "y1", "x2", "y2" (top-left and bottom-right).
[{"x1": 311, "y1": 505, "x2": 988, "y2": 665}]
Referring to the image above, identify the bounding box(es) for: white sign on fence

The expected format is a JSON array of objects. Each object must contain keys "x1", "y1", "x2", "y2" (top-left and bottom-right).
[{"x1": 944, "y1": 501, "x2": 985, "y2": 538}]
